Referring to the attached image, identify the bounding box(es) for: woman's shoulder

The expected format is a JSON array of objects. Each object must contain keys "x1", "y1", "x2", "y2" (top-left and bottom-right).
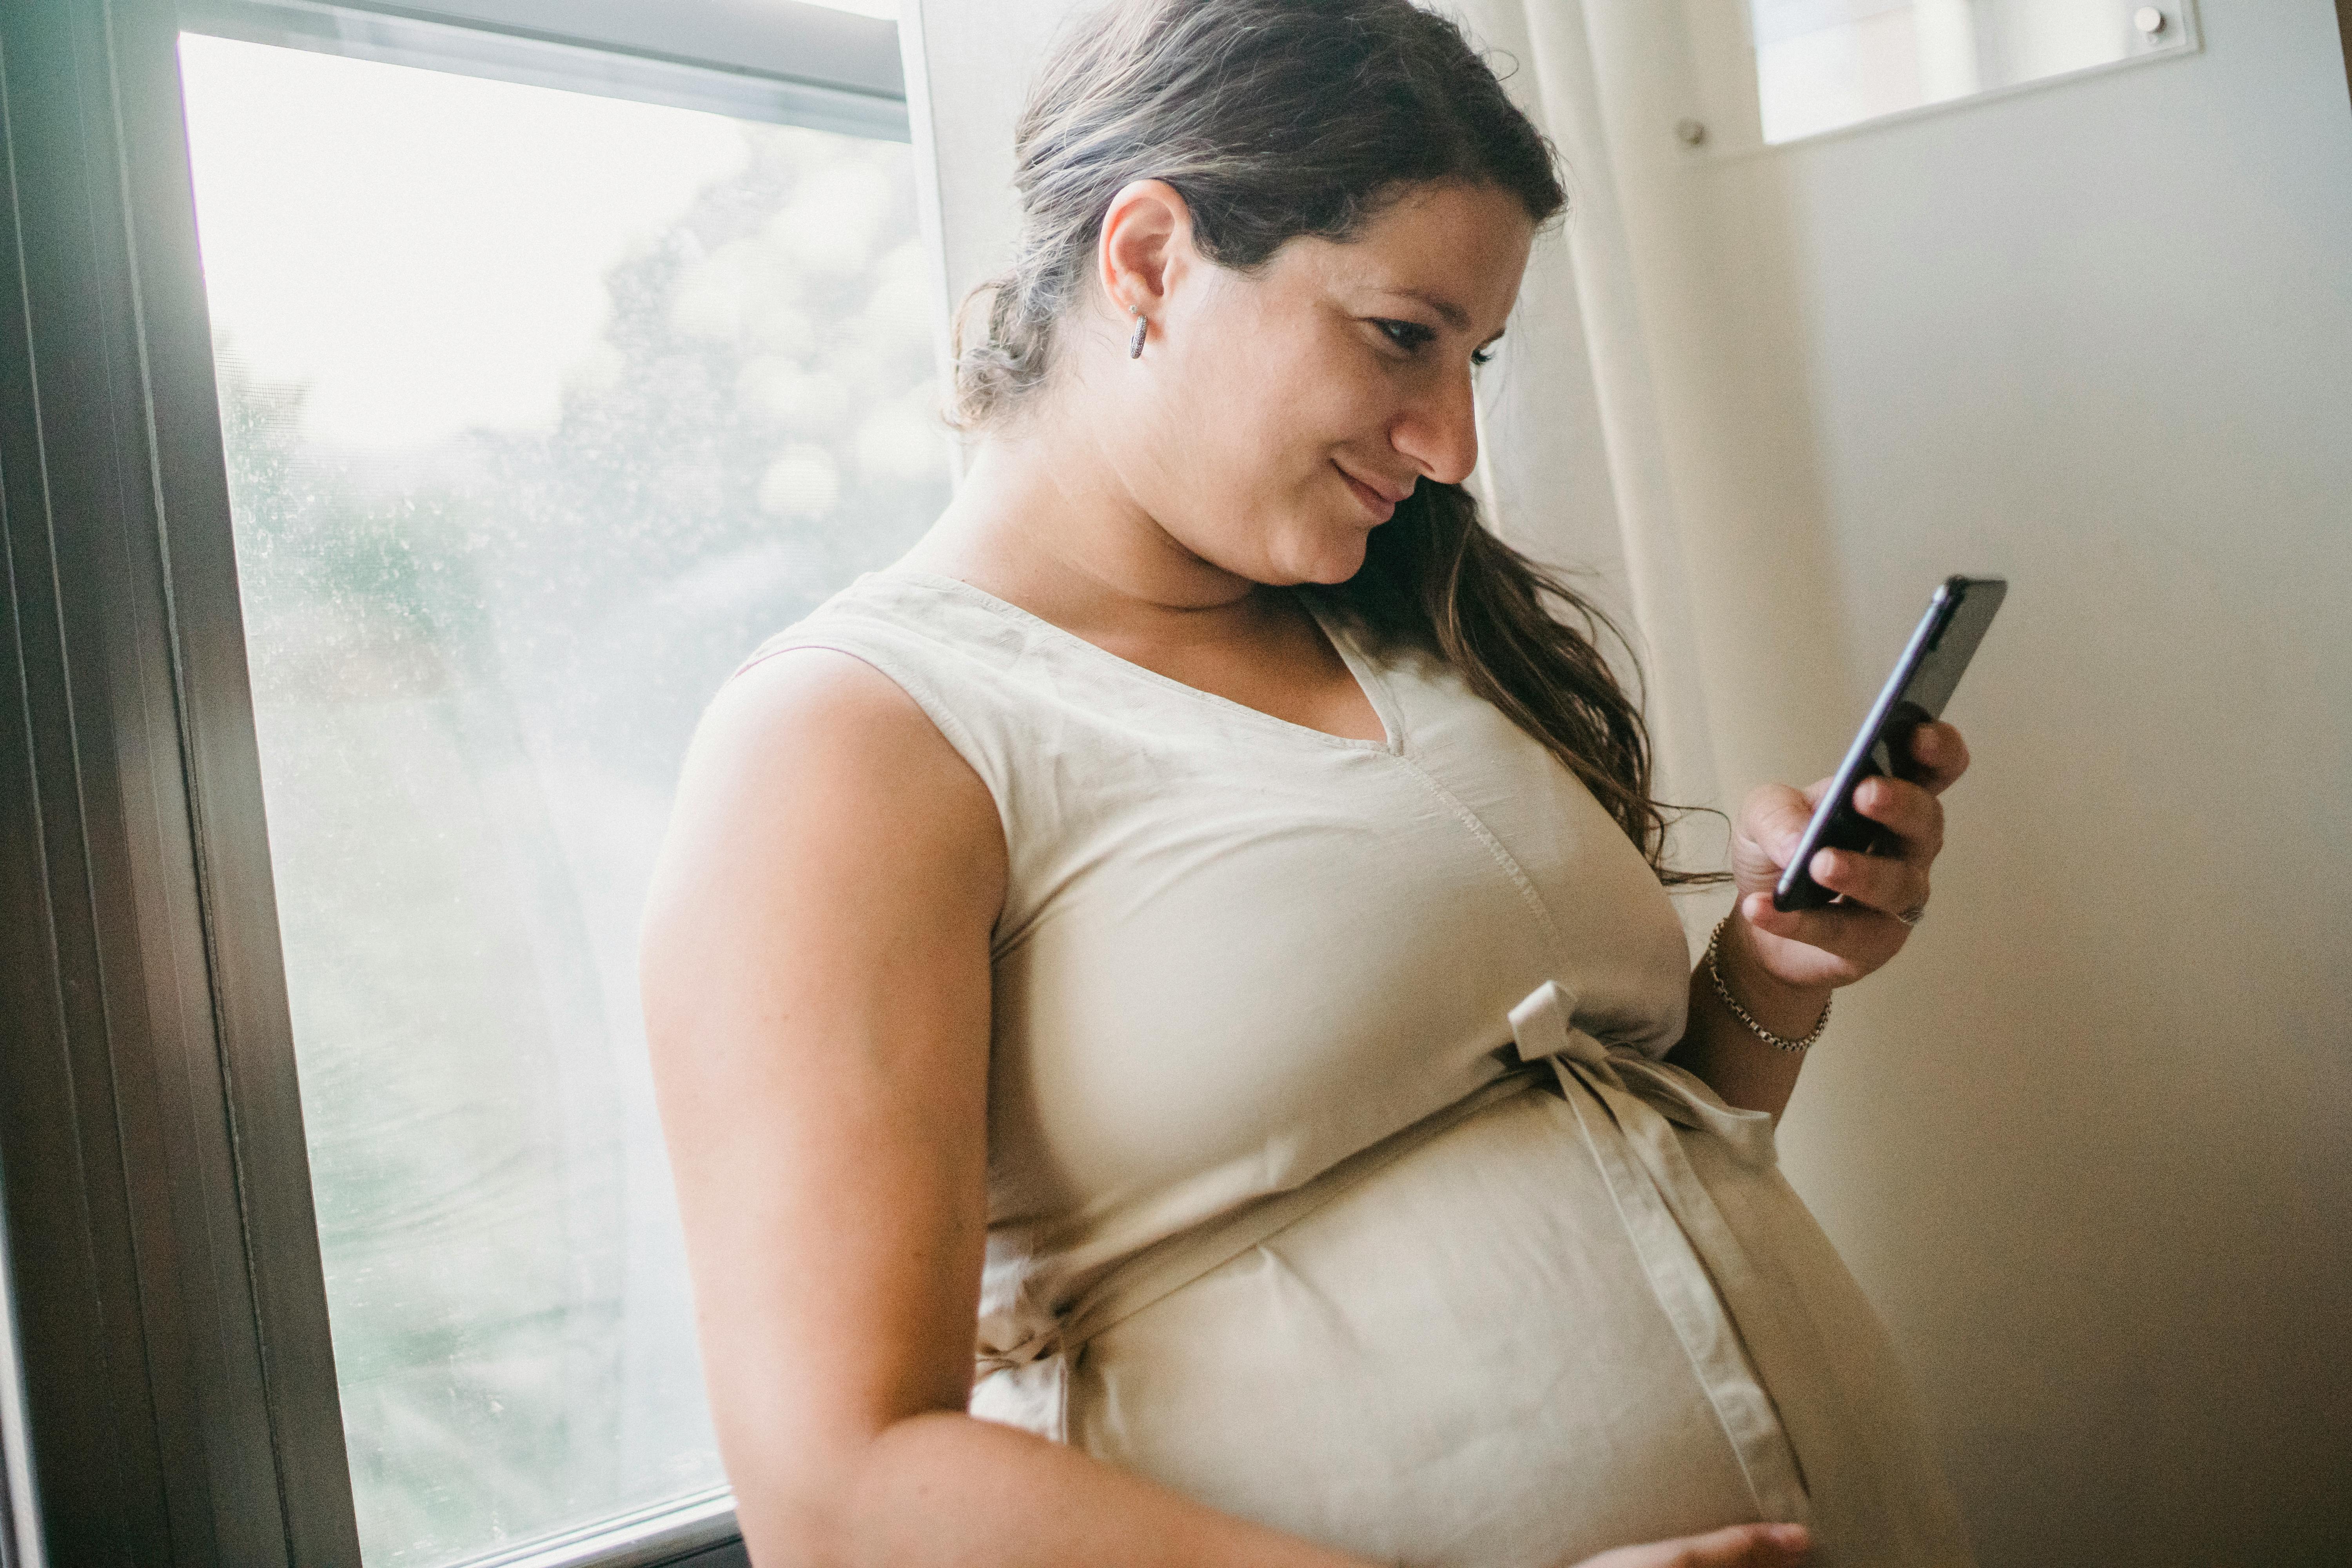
[
  {"x1": 664, "y1": 599, "x2": 1010, "y2": 965},
  {"x1": 700, "y1": 630, "x2": 995, "y2": 813},
  {"x1": 677, "y1": 637, "x2": 1007, "y2": 917},
  {"x1": 740, "y1": 571, "x2": 1053, "y2": 746},
  {"x1": 738, "y1": 570, "x2": 1027, "y2": 679},
  {"x1": 707, "y1": 569, "x2": 1021, "y2": 771}
]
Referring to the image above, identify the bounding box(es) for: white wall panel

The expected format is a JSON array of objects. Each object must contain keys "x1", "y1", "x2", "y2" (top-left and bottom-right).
[{"x1": 1588, "y1": 2, "x2": 2352, "y2": 1559}]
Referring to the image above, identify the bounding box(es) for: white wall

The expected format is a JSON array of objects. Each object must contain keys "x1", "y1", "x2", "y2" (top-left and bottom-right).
[{"x1": 1586, "y1": 2, "x2": 2352, "y2": 1561}]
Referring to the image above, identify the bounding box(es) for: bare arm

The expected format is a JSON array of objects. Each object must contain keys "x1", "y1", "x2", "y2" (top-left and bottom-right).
[
  {"x1": 643, "y1": 649, "x2": 1819, "y2": 1568},
  {"x1": 640, "y1": 650, "x2": 1374, "y2": 1568},
  {"x1": 1669, "y1": 722, "x2": 1972, "y2": 1117}
]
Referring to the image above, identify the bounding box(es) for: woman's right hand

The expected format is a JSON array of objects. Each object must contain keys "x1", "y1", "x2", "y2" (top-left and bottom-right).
[{"x1": 1568, "y1": 1522, "x2": 1812, "y2": 1568}]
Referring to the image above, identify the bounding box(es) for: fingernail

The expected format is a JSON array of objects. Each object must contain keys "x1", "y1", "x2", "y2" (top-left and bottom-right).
[{"x1": 1769, "y1": 1524, "x2": 1811, "y2": 1546}]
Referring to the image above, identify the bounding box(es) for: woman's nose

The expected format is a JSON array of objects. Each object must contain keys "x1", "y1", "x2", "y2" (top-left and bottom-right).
[{"x1": 1390, "y1": 367, "x2": 1479, "y2": 487}]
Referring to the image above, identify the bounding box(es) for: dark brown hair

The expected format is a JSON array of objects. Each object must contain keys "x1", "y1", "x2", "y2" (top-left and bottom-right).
[{"x1": 955, "y1": 0, "x2": 1706, "y2": 882}]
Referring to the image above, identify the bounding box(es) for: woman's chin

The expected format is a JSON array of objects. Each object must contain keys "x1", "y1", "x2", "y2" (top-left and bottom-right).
[{"x1": 1266, "y1": 528, "x2": 1374, "y2": 587}]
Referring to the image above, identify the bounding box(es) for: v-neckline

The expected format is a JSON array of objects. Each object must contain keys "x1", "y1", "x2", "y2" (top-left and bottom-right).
[{"x1": 871, "y1": 570, "x2": 1406, "y2": 756}]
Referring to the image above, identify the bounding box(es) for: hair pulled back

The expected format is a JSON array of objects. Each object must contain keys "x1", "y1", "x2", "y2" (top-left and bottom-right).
[{"x1": 956, "y1": 0, "x2": 1708, "y2": 883}]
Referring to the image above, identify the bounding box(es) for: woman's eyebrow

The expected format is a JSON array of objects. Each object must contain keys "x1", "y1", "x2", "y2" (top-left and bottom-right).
[{"x1": 1381, "y1": 287, "x2": 1471, "y2": 330}]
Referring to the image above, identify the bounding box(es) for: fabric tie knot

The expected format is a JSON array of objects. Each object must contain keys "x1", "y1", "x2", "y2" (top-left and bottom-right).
[
  {"x1": 1508, "y1": 978, "x2": 1779, "y2": 1172},
  {"x1": 972, "y1": 975, "x2": 1784, "y2": 1443}
]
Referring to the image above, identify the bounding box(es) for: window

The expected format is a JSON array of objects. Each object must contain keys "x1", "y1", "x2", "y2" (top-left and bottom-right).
[
  {"x1": 0, "y1": 0, "x2": 943, "y2": 1563},
  {"x1": 1747, "y1": 0, "x2": 2200, "y2": 144},
  {"x1": 180, "y1": 7, "x2": 949, "y2": 1564}
]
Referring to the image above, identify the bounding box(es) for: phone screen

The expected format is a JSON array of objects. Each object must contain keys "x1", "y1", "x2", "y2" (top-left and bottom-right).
[{"x1": 1772, "y1": 576, "x2": 2006, "y2": 912}]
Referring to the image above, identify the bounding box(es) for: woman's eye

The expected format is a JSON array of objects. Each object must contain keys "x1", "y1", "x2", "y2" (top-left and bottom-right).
[
  {"x1": 1375, "y1": 319, "x2": 1436, "y2": 354},
  {"x1": 1375, "y1": 318, "x2": 1494, "y2": 368}
]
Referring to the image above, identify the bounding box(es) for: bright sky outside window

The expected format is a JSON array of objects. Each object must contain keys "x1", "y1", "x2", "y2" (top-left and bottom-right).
[{"x1": 179, "y1": 31, "x2": 949, "y2": 1566}]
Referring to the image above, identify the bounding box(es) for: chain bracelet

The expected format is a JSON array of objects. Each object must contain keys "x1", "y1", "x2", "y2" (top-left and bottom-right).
[{"x1": 1704, "y1": 915, "x2": 1831, "y2": 1053}]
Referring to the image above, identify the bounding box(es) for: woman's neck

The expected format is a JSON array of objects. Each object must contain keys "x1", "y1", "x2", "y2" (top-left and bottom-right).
[{"x1": 895, "y1": 426, "x2": 1272, "y2": 649}]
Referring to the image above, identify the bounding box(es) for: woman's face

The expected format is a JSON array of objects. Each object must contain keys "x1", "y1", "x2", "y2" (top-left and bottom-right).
[{"x1": 1113, "y1": 180, "x2": 1536, "y2": 588}]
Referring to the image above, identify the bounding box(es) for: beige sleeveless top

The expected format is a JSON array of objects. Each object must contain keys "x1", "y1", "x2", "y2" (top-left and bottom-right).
[{"x1": 743, "y1": 570, "x2": 1973, "y2": 1568}]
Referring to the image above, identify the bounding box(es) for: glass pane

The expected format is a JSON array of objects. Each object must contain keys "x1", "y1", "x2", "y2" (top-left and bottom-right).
[
  {"x1": 178, "y1": 32, "x2": 949, "y2": 1566},
  {"x1": 1751, "y1": 0, "x2": 2189, "y2": 143}
]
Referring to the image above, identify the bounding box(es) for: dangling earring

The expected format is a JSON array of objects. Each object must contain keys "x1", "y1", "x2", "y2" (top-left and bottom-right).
[{"x1": 1128, "y1": 307, "x2": 1148, "y2": 359}]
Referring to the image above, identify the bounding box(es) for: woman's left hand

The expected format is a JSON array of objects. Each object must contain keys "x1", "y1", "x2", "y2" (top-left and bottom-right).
[{"x1": 1726, "y1": 721, "x2": 1971, "y2": 993}]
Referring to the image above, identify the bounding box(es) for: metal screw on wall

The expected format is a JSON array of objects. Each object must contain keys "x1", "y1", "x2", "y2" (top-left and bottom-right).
[
  {"x1": 2134, "y1": 7, "x2": 2167, "y2": 37},
  {"x1": 1675, "y1": 118, "x2": 1707, "y2": 148}
]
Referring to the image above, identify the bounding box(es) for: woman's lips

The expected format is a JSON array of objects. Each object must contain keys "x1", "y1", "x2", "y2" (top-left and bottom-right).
[{"x1": 1335, "y1": 463, "x2": 1400, "y2": 523}]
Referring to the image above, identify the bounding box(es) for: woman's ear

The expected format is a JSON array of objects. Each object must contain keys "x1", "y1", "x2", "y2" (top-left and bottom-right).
[{"x1": 1097, "y1": 178, "x2": 1194, "y2": 323}]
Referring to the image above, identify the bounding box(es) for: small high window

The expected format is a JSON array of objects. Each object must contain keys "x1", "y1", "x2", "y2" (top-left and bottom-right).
[{"x1": 1749, "y1": 0, "x2": 2198, "y2": 144}]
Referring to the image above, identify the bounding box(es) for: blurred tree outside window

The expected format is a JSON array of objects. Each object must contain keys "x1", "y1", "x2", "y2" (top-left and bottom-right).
[{"x1": 178, "y1": 31, "x2": 950, "y2": 1568}]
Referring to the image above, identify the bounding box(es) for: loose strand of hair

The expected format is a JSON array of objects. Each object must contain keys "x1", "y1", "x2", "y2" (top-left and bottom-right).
[{"x1": 1343, "y1": 484, "x2": 1726, "y2": 887}]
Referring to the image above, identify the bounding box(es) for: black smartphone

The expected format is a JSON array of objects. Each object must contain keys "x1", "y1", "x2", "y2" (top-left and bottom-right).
[{"x1": 1772, "y1": 575, "x2": 2007, "y2": 913}]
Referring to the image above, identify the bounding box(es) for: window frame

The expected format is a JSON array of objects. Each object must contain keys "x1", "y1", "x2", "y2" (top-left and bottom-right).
[
  {"x1": 178, "y1": 0, "x2": 910, "y2": 139},
  {"x1": 0, "y1": 0, "x2": 907, "y2": 1562},
  {"x1": 2338, "y1": 0, "x2": 2352, "y2": 112}
]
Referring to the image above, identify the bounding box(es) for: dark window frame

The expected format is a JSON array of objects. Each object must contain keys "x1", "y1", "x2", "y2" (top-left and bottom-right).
[
  {"x1": 0, "y1": 1, "x2": 904, "y2": 1561},
  {"x1": 2337, "y1": 0, "x2": 2351, "y2": 113}
]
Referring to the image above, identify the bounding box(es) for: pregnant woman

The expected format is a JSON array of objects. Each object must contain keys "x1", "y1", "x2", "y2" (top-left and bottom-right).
[{"x1": 641, "y1": 1, "x2": 1977, "y2": 1564}]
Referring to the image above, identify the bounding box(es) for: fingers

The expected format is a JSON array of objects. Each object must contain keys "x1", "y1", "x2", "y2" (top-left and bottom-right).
[
  {"x1": 1738, "y1": 775, "x2": 1935, "y2": 920},
  {"x1": 1805, "y1": 841, "x2": 1929, "y2": 919},
  {"x1": 1849, "y1": 774, "x2": 1944, "y2": 859},
  {"x1": 1738, "y1": 783, "x2": 1819, "y2": 875},
  {"x1": 1741, "y1": 889, "x2": 1902, "y2": 965},
  {"x1": 1576, "y1": 1521, "x2": 1812, "y2": 1568},
  {"x1": 1904, "y1": 721, "x2": 1970, "y2": 794},
  {"x1": 1832, "y1": 772, "x2": 1942, "y2": 918}
]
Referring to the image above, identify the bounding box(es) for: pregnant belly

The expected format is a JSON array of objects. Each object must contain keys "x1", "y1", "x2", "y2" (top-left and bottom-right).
[{"x1": 1067, "y1": 1084, "x2": 1972, "y2": 1568}]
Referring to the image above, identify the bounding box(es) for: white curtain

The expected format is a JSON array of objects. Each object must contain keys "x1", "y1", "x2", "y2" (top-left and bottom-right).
[
  {"x1": 900, "y1": 0, "x2": 1725, "y2": 889},
  {"x1": 1448, "y1": 0, "x2": 1724, "y2": 866}
]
